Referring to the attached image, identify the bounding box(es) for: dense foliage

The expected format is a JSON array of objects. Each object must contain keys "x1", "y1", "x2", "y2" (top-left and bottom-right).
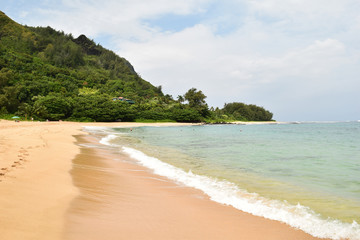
[
  {"x1": 0, "y1": 11, "x2": 273, "y2": 122},
  {"x1": 211, "y1": 102, "x2": 273, "y2": 122}
]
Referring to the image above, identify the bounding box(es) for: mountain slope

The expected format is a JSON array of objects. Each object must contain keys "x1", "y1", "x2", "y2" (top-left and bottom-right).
[{"x1": 0, "y1": 11, "x2": 168, "y2": 121}]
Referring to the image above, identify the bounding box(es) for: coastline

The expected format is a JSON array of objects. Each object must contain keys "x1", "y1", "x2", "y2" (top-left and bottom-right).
[{"x1": 0, "y1": 120, "x2": 326, "y2": 239}]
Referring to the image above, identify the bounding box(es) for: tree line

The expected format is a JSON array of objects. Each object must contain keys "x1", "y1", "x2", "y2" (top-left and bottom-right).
[{"x1": 0, "y1": 11, "x2": 273, "y2": 122}]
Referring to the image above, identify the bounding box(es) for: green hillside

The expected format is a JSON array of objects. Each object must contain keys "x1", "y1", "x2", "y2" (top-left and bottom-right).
[
  {"x1": 0, "y1": 11, "x2": 273, "y2": 122},
  {"x1": 0, "y1": 11, "x2": 174, "y2": 122}
]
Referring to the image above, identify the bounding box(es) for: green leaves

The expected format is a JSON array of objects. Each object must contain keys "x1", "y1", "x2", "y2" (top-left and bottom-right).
[
  {"x1": 184, "y1": 88, "x2": 210, "y2": 118},
  {"x1": 44, "y1": 39, "x2": 85, "y2": 67},
  {"x1": 71, "y1": 94, "x2": 136, "y2": 122},
  {"x1": 0, "y1": 68, "x2": 13, "y2": 88},
  {"x1": 184, "y1": 88, "x2": 207, "y2": 108},
  {"x1": 34, "y1": 95, "x2": 73, "y2": 120},
  {"x1": 17, "y1": 101, "x2": 47, "y2": 120},
  {"x1": 222, "y1": 102, "x2": 273, "y2": 121},
  {"x1": 0, "y1": 86, "x2": 20, "y2": 113},
  {"x1": 0, "y1": 13, "x2": 162, "y2": 121}
]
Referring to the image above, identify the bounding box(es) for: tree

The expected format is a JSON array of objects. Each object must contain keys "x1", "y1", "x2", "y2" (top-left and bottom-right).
[
  {"x1": 71, "y1": 94, "x2": 136, "y2": 122},
  {"x1": 170, "y1": 107, "x2": 202, "y2": 122},
  {"x1": 0, "y1": 86, "x2": 20, "y2": 113},
  {"x1": 184, "y1": 88, "x2": 209, "y2": 117},
  {"x1": 222, "y1": 102, "x2": 273, "y2": 121},
  {"x1": 184, "y1": 88, "x2": 207, "y2": 108},
  {"x1": 177, "y1": 95, "x2": 184, "y2": 103},
  {"x1": 34, "y1": 95, "x2": 73, "y2": 120},
  {"x1": 18, "y1": 102, "x2": 47, "y2": 120},
  {"x1": 0, "y1": 68, "x2": 13, "y2": 88}
]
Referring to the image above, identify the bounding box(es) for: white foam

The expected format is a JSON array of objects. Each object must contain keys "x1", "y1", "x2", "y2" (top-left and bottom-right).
[
  {"x1": 83, "y1": 126, "x2": 126, "y2": 146},
  {"x1": 83, "y1": 126, "x2": 115, "y2": 134},
  {"x1": 99, "y1": 134, "x2": 118, "y2": 146},
  {"x1": 122, "y1": 146, "x2": 360, "y2": 240},
  {"x1": 83, "y1": 126, "x2": 131, "y2": 134}
]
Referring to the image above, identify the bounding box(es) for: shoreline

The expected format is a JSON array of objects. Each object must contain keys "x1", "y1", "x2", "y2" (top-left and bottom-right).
[
  {"x1": 65, "y1": 131, "x2": 322, "y2": 240},
  {"x1": 0, "y1": 120, "x2": 327, "y2": 239}
]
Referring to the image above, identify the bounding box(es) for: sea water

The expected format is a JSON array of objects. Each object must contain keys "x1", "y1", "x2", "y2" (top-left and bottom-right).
[{"x1": 85, "y1": 122, "x2": 360, "y2": 239}]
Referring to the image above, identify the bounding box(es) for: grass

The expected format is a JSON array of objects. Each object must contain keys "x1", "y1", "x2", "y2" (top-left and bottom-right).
[{"x1": 0, "y1": 114, "x2": 24, "y2": 121}]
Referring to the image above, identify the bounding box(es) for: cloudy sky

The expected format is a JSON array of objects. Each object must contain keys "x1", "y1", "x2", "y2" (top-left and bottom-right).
[{"x1": 2, "y1": 0, "x2": 360, "y2": 121}]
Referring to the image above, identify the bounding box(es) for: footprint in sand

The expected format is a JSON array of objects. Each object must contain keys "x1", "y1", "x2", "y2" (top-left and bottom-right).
[
  {"x1": 0, "y1": 168, "x2": 9, "y2": 179},
  {"x1": 18, "y1": 149, "x2": 29, "y2": 162}
]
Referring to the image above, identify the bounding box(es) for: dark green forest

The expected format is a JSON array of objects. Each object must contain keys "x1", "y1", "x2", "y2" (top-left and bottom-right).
[{"x1": 0, "y1": 11, "x2": 273, "y2": 122}]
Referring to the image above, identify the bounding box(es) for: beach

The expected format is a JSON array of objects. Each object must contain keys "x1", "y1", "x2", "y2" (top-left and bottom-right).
[{"x1": 0, "y1": 120, "x2": 327, "y2": 240}]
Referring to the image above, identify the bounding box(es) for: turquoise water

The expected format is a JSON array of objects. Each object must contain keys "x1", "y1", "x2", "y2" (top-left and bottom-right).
[{"x1": 88, "y1": 122, "x2": 360, "y2": 239}]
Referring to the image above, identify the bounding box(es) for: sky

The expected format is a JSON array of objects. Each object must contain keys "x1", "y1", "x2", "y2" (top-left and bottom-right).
[{"x1": 1, "y1": 0, "x2": 360, "y2": 121}]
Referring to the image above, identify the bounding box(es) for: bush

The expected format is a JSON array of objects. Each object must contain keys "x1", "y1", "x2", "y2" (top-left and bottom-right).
[
  {"x1": 136, "y1": 109, "x2": 171, "y2": 120},
  {"x1": 34, "y1": 94, "x2": 73, "y2": 120},
  {"x1": 170, "y1": 108, "x2": 202, "y2": 122},
  {"x1": 71, "y1": 95, "x2": 136, "y2": 122}
]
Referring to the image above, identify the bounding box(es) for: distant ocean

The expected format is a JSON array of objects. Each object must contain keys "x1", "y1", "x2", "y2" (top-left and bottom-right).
[{"x1": 85, "y1": 122, "x2": 360, "y2": 240}]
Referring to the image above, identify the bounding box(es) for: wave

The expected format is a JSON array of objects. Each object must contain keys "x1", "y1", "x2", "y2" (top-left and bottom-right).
[
  {"x1": 121, "y1": 146, "x2": 360, "y2": 240},
  {"x1": 99, "y1": 134, "x2": 118, "y2": 146},
  {"x1": 82, "y1": 126, "x2": 119, "y2": 135}
]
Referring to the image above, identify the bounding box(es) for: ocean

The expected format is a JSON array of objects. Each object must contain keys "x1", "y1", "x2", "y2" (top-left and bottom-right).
[{"x1": 85, "y1": 122, "x2": 360, "y2": 240}]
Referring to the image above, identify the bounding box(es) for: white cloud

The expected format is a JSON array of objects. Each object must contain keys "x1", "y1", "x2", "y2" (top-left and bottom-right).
[
  {"x1": 26, "y1": 0, "x2": 211, "y2": 40},
  {"x1": 4, "y1": 0, "x2": 360, "y2": 120},
  {"x1": 121, "y1": 22, "x2": 359, "y2": 120},
  {"x1": 19, "y1": 11, "x2": 29, "y2": 18}
]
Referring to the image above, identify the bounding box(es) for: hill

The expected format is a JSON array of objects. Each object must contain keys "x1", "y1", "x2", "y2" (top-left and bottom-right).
[
  {"x1": 0, "y1": 11, "x2": 171, "y2": 121},
  {"x1": 0, "y1": 11, "x2": 273, "y2": 122}
]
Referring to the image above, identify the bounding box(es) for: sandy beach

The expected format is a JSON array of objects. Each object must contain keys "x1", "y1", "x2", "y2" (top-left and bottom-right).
[{"x1": 0, "y1": 120, "x2": 327, "y2": 240}]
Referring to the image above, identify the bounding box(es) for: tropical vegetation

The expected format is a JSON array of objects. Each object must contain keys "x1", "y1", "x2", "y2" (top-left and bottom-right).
[{"x1": 0, "y1": 11, "x2": 273, "y2": 122}]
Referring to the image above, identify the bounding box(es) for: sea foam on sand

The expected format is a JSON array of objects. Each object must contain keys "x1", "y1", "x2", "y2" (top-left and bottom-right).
[{"x1": 120, "y1": 146, "x2": 360, "y2": 240}]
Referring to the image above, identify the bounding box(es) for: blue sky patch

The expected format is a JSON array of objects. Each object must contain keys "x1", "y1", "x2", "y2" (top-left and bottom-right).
[{"x1": 143, "y1": 13, "x2": 205, "y2": 32}]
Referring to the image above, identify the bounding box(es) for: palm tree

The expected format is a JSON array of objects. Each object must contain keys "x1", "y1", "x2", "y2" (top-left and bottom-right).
[
  {"x1": 18, "y1": 102, "x2": 47, "y2": 120},
  {"x1": 177, "y1": 95, "x2": 184, "y2": 103}
]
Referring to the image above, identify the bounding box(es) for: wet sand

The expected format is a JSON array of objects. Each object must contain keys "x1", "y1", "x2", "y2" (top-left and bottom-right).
[
  {"x1": 0, "y1": 120, "x2": 327, "y2": 240},
  {"x1": 65, "y1": 133, "x2": 323, "y2": 240}
]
